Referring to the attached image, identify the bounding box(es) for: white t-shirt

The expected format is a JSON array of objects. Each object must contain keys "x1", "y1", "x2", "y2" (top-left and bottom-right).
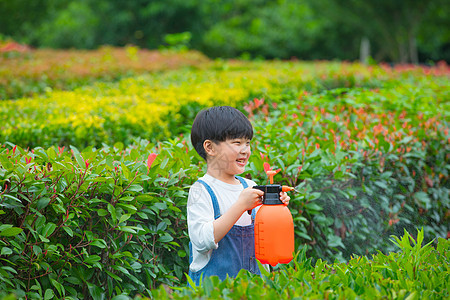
[{"x1": 187, "y1": 173, "x2": 257, "y2": 272}]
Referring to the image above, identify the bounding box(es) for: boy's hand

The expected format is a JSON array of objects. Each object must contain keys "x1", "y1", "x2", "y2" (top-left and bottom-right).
[
  {"x1": 238, "y1": 187, "x2": 264, "y2": 211},
  {"x1": 280, "y1": 192, "x2": 290, "y2": 206}
]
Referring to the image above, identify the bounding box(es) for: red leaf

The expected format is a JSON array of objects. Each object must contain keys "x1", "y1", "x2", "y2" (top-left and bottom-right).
[
  {"x1": 259, "y1": 152, "x2": 266, "y2": 161},
  {"x1": 263, "y1": 162, "x2": 272, "y2": 172},
  {"x1": 147, "y1": 153, "x2": 158, "y2": 169},
  {"x1": 254, "y1": 98, "x2": 264, "y2": 108}
]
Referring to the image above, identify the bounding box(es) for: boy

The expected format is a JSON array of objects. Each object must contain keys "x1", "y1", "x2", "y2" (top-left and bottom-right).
[{"x1": 187, "y1": 106, "x2": 290, "y2": 285}]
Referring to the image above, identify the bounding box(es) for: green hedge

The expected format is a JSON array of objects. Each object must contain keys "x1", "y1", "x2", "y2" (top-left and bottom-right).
[
  {"x1": 151, "y1": 229, "x2": 449, "y2": 299},
  {"x1": 0, "y1": 61, "x2": 448, "y2": 298},
  {"x1": 0, "y1": 140, "x2": 200, "y2": 298},
  {"x1": 246, "y1": 84, "x2": 449, "y2": 262}
]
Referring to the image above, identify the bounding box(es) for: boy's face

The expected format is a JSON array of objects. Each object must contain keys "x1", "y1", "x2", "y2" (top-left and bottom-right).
[{"x1": 205, "y1": 137, "x2": 251, "y2": 176}]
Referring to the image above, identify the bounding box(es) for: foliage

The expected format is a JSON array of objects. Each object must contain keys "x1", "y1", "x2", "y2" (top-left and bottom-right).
[
  {"x1": 0, "y1": 47, "x2": 208, "y2": 100},
  {"x1": 245, "y1": 76, "x2": 449, "y2": 261},
  {"x1": 0, "y1": 54, "x2": 448, "y2": 298},
  {"x1": 0, "y1": 0, "x2": 449, "y2": 62},
  {"x1": 0, "y1": 139, "x2": 200, "y2": 298},
  {"x1": 3, "y1": 59, "x2": 448, "y2": 149},
  {"x1": 311, "y1": 0, "x2": 450, "y2": 63},
  {"x1": 150, "y1": 229, "x2": 449, "y2": 299},
  {"x1": 161, "y1": 32, "x2": 192, "y2": 52}
]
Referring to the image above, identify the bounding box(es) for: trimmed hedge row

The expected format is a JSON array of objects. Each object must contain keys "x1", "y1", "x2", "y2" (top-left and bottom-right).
[
  {"x1": 3, "y1": 60, "x2": 447, "y2": 149},
  {"x1": 0, "y1": 47, "x2": 208, "y2": 100},
  {"x1": 0, "y1": 60, "x2": 448, "y2": 298},
  {"x1": 0, "y1": 139, "x2": 199, "y2": 298},
  {"x1": 244, "y1": 77, "x2": 449, "y2": 261},
  {"x1": 151, "y1": 229, "x2": 449, "y2": 299}
]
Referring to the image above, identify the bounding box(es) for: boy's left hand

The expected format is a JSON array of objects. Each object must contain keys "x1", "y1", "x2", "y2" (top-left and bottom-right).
[{"x1": 280, "y1": 192, "x2": 290, "y2": 206}]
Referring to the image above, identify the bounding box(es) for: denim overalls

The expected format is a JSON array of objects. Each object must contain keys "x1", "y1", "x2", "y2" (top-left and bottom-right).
[{"x1": 188, "y1": 176, "x2": 261, "y2": 285}]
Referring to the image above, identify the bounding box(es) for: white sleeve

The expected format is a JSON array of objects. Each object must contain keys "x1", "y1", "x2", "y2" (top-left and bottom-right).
[{"x1": 187, "y1": 182, "x2": 219, "y2": 253}]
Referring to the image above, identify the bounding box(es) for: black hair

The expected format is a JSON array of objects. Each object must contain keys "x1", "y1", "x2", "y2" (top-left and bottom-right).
[{"x1": 191, "y1": 106, "x2": 253, "y2": 161}]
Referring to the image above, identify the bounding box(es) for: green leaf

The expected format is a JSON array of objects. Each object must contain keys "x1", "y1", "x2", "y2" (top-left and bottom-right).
[
  {"x1": 328, "y1": 235, "x2": 345, "y2": 248},
  {"x1": 117, "y1": 226, "x2": 137, "y2": 234},
  {"x1": 0, "y1": 224, "x2": 12, "y2": 232},
  {"x1": 153, "y1": 202, "x2": 167, "y2": 211},
  {"x1": 36, "y1": 197, "x2": 51, "y2": 210},
  {"x1": 64, "y1": 277, "x2": 82, "y2": 285},
  {"x1": 70, "y1": 145, "x2": 85, "y2": 169},
  {"x1": 107, "y1": 203, "x2": 117, "y2": 221},
  {"x1": 112, "y1": 265, "x2": 130, "y2": 275},
  {"x1": 118, "y1": 214, "x2": 131, "y2": 224},
  {"x1": 158, "y1": 234, "x2": 173, "y2": 243},
  {"x1": 105, "y1": 270, "x2": 123, "y2": 282},
  {"x1": 47, "y1": 147, "x2": 57, "y2": 160},
  {"x1": 87, "y1": 282, "x2": 104, "y2": 300},
  {"x1": 90, "y1": 239, "x2": 107, "y2": 249},
  {"x1": 160, "y1": 157, "x2": 169, "y2": 169},
  {"x1": 177, "y1": 250, "x2": 186, "y2": 258},
  {"x1": 1, "y1": 247, "x2": 13, "y2": 255},
  {"x1": 114, "y1": 142, "x2": 124, "y2": 152},
  {"x1": 305, "y1": 202, "x2": 323, "y2": 211},
  {"x1": 97, "y1": 209, "x2": 108, "y2": 217},
  {"x1": 121, "y1": 162, "x2": 131, "y2": 180},
  {"x1": 0, "y1": 227, "x2": 23, "y2": 237},
  {"x1": 257, "y1": 259, "x2": 270, "y2": 277},
  {"x1": 127, "y1": 184, "x2": 143, "y2": 192},
  {"x1": 111, "y1": 295, "x2": 129, "y2": 300},
  {"x1": 42, "y1": 223, "x2": 57, "y2": 237},
  {"x1": 44, "y1": 288, "x2": 54, "y2": 300},
  {"x1": 62, "y1": 226, "x2": 73, "y2": 237},
  {"x1": 33, "y1": 245, "x2": 42, "y2": 256},
  {"x1": 50, "y1": 278, "x2": 64, "y2": 297},
  {"x1": 84, "y1": 255, "x2": 101, "y2": 264},
  {"x1": 116, "y1": 203, "x2": 137, "y2": 213},
  {"x1": 118, "y1": 196, "x2": 134, "y2": 202},
  {"x1": 185, "y1": 273, "x2": 197, "y2": 291}
]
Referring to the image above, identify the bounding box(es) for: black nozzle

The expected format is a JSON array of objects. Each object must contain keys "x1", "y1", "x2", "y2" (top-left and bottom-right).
[{"x1": 253, "y1": 185, "x2": 283, "y2": 205}]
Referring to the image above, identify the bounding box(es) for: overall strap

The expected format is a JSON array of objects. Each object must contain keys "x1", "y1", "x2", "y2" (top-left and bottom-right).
[
  {"x1": 235, "y1": 176, "x2": 257, "y2": 222},
  {"x1": 235, "y1": 175, "x2": 248, "y2": 188},
  {"x1": 196, "y1": 179, "x2": 221, "y2": 220}
]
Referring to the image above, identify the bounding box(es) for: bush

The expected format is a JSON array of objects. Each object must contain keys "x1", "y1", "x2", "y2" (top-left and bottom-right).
[
  {"x1": 0, "y1": 139, "x2": 201, "y2": 298},
  {"x1": 151, "y1": 229, "x2": 449, "y2": 299},
  {"x1": 245, "y1": 79, "x2": 448, "y2": 261},
  {"x1": 4, "y1": 60, "x2": 447, "y2": 149},
  {"x1": 0, "y1": 59, "x2": 448, "y2": 298},
  {"x1": 0, "y1": 48, "x2": 208, "y2": 100}
]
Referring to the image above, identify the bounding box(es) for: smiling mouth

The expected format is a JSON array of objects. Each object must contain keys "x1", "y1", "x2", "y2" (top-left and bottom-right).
[{"x1": 236, "y1": 159, "x2": 247, "y2": 165}]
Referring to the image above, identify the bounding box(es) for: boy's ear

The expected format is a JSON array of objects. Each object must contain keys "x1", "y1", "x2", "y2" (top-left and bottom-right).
[{"x1": 203, "y1": 140, "x2": 216, "y2": 157}]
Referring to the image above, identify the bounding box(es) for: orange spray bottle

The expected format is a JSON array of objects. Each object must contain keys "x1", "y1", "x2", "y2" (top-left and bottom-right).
[{"x1": 253, "y1": 168, "x2": 295, "y2": 266}]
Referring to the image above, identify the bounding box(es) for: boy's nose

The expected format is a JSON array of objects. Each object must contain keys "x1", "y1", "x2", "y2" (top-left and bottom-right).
[{"x1": 240, "y1": 144, "x2": 250, "y2": 153}]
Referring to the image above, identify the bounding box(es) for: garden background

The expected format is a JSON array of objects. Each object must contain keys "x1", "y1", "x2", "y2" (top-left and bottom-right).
[{"x1": 0, "y1": 1, "x2": 449, "y2": 299}]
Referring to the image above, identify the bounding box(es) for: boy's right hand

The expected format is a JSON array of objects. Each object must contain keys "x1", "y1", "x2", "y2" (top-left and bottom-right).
[{"x1": 238, "y1": 187, "x2": 264, "y2": 212}]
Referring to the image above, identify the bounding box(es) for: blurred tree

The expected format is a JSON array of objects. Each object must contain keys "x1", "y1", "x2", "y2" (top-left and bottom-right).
[
  {"x1": 316, "y1": 0, "x2": 444, "y2": 63},
  {"x1": 0, "y1": 0, "x2": 448, "y2": 62},
  {"x1": 0, "y1": 0, "x2": 58, "y2": 44},
  {"x1": 416, "y1": 0, "x2": 450, "y2": 63},
  {"x1": 35, "y1": 1, "x2": 99, "y2": 48},
  {"x1": 87, "y1": 0, "x2": 202, "y2": 48},
  {"x1": 199, "y1": 0, "x2": 338, "y2": 59}
]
